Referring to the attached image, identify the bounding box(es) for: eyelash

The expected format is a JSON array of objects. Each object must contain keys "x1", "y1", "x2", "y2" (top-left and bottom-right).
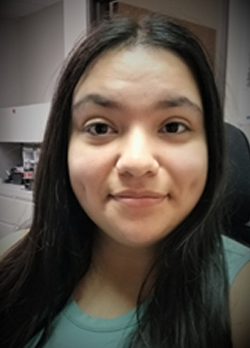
[
  {"x1": 160, "y1": 122, "x2": 189, "y2": 134},
  {"x1": 83, "y1": 121, "x2": 189, "y2": 136},
  {"x1": 84, "y1": 122, "x2": 115, "y2": 136}
]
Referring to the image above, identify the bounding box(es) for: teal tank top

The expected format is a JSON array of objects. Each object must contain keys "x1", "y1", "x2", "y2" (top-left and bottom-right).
[{"x1": 26, "y1": 236, "x2": 250, "y2": 348}]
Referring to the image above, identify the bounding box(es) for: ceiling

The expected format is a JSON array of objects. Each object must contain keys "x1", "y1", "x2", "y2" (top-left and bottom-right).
[{"x1": 0, "y1": 0, "x2": 61, "y2": 19}]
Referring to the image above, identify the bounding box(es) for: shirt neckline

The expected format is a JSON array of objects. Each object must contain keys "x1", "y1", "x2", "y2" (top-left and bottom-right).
[{"x1": 63, "y1": 297, "x2": 139, "y2": 332}]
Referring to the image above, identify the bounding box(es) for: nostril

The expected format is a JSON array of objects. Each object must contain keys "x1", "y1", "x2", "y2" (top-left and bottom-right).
[{"x1": 115, "y1": 155, "x2": 159, "y2": 177}]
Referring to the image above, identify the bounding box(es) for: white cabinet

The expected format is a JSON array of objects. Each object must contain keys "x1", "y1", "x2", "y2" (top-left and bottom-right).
[
  {"x1": 0, "y1": 183, "x2": 33, "y2": 238},
  {"x1": 0, "y1": 103, "x2": 50, "y2": 143},
  {"x1": 0, "y1": 103, "x2": 49, "y2": 238}
]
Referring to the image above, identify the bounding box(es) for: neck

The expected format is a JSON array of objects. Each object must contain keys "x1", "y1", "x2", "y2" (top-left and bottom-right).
[{"x1": 74, "y1": 231, "x2": 157, "y2": 318}]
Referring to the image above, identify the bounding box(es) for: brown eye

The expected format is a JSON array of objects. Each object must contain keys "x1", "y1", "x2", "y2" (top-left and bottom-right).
[
  {"x1": 93, "y1": 123, "x2": 109, "y2": 134},
  {"x1": 161, "y1": 122, "x2": 188, "y2": 134},
  {"x1": 85, "y1": 122, "x2": 114, "y2": 136}
]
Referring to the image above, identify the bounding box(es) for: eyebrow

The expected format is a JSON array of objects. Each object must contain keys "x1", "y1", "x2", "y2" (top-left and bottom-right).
[
  {"x1": 156, "y1": 96, "x2": 203, "y2": 115},
  {"x1": 72, "y1": 94, "x2": 123, "y2": 111},
  {"x1": 72, "y1": 93, "x2": 203, "y2": 115}
]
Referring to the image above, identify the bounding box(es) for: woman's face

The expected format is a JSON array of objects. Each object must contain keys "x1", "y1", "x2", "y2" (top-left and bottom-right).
[{"x1": 68, "y1": 46, "x2": 208, "y2": 249}]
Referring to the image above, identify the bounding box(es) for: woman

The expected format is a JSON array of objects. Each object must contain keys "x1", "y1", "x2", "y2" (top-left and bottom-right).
[{"x1": 0, "y1": 15, "x2": 250, "y2": 348}]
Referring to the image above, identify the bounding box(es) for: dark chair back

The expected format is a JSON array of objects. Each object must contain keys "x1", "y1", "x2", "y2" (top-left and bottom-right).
[{"x1": 224, "y1": 122, "x2": 250, "y2": 245}]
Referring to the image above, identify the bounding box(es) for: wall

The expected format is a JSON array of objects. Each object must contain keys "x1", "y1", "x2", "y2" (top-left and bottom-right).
[
  {"x1": 19, "y1": 2, "x2": 64, "y2": 105},
  {"x1": 120, "y1": 0, "x2": 219, "y2": 28},
  {"x1": 224, "y1": 0, "x2": 250, "y2": 140},
  {"x1": 0, "y1": 1, "x2": 64, "y2": 108},
  {"x1": 64, "y1": 0, "x2": 89, "y2": 56},
  {"x1": 0, "y1": 18, "x2": 21, "y2": 107}
]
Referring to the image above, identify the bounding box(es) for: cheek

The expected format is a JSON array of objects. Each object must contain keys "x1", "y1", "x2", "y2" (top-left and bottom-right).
[
  {"x1": 168, "y1": 143, "x2": 208, "y2": 192},
  {"x1": 188, "y1": 152, "x2": 208, "y2": 193},
  {"x1": 68, "y1": 154, "x2": 97, "y2": 188},
  {"x1": 68, "y1": 143, "x2": 91, "y2": 192},
  {"x1": 68, "y1": 144, "x2": 111, "y2": 197},
  {"x1": 181, "y1": 152, "x2": 207, "y2": 178}
]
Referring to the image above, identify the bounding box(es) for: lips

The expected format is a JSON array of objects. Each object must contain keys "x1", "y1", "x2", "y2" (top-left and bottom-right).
[{"x1": 111, "y1": 190, "x2": 167, "y2": 208}]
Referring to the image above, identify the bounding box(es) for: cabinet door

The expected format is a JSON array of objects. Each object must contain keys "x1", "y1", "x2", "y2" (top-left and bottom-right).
[
  {"x1": 0, "y1": 226, "x2": 27, "y2": 256},
  {"x1": 0, "y1": 220, "x2": 15, "y2": 239},
  {"x1": 0, "y1": 195, "x2": 33, "y2": 233},
  {"x1": 0, "y1": 103, "x2": 50, "y2": 142}
]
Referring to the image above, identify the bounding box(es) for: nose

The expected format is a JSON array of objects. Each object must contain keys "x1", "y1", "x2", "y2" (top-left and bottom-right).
[{"x1": 115, "y1": 129, "x2": 159, "y2": 177}]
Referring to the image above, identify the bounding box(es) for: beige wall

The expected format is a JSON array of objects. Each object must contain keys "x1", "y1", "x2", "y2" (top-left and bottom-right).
[
  {"x1": 120, "y1": 0, "x2": 220, "y2": 28},
  {"x1": 224, "y1": 0, "x2": 250, "y2": 140},
  {"x1": 0, "y1": 2, "x2": 64, "y2": 107},
  {"x1": 19, "y1": 2, "x2": 64, "y2": 105},
  {"x1": 0, "y1": 18, "x2": 21, "y2": 107}
]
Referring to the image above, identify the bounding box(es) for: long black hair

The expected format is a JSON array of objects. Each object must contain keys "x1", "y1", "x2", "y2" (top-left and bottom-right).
[{"x1": 0, "y1": 15, "x2": 232, "y2": 348}]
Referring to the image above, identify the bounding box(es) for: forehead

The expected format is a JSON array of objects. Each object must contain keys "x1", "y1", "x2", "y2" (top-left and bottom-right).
[{"x1": 73, "y1": 46, "x2": 202, "y2": 111}]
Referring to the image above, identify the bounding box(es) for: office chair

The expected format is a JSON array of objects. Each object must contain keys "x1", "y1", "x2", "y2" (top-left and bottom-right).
[{"x1": 224, "y1": 122, "x2": 250, "y2": 246}]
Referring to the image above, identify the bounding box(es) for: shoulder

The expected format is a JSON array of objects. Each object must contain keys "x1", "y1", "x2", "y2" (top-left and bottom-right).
[
  {"x1": 222, "y1": 236, "x2": 250, "y2": 348},
  {"x1": 222, "y1": 235, "x2": 250, "y2": 286}
]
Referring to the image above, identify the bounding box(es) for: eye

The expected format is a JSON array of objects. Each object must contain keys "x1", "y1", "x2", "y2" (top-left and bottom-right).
[
  {"x1": 84, "y1": 122, "x2": 115, "y2": 136},
  {"x1": 160, "y1": 122, "x2": 188, "y2": 134}
]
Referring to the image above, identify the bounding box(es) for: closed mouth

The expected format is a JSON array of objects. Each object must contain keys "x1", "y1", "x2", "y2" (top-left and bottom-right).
[
  {"x1": 112, "y1": 190, "x2": 166, "y2": 199},
  {"x1": 110, "y1": 190, "x2": 167, "y2": 207}
]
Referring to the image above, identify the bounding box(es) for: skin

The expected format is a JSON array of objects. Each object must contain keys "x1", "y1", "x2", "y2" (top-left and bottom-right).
[
  {"x1": 69, "y1": 46, "x2": 207, "y2": 249},
  {"x1": 68, "y1": 46, "x2": 208, "y2": 318}
]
